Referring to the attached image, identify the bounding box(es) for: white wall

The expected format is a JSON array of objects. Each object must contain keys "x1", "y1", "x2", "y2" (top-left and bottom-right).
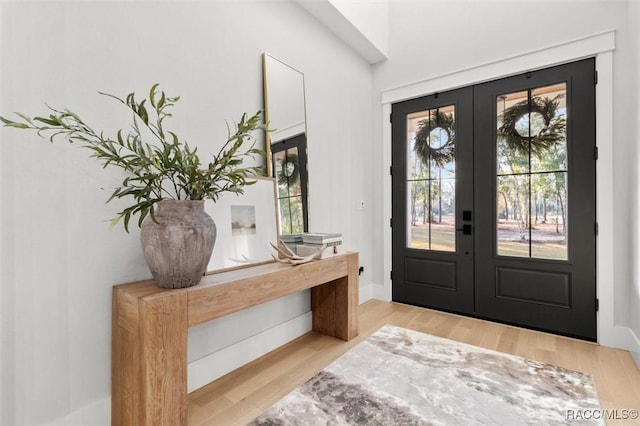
[
  {"x1": 631, "y1": 0, "x2": 640, "y2": 367},
  {"x1": 0, "y1": 0, "x2": 4, "y2": 422},
  {"x1": 371, "y1": 0, "x2": 640, "y2": 358},
  {"x1": 0, "y1": 1, "x2": 373, "y2": 424}
]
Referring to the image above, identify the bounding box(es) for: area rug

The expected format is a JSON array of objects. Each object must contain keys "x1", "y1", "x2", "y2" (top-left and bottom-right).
[{"x1": 249, "y1": 324, "x2": 603, "y2": 425}]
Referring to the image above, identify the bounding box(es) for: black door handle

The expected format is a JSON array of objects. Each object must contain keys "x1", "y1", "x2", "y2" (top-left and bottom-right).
[{"x1": 456, "y1": 224, "x2": 472, "y2": 235}]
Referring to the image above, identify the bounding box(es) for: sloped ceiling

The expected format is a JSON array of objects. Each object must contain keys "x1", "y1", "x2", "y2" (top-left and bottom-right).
[{"x1": 295, "y1": 0, "x2": 389, "y2": 64}]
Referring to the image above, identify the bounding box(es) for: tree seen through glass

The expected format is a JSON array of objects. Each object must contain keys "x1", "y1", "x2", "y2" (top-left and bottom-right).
[
  {"x1": 406, "y1": 105, "x2": 456, "y2": 252},
  {"x1": 496, "y1": 83, "x2": 568, "y2": 260}
]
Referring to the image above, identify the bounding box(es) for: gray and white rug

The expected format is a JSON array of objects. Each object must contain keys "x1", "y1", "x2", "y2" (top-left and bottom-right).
[{"x1": 249, "y1": 324, "x2": 603, "y2": 425}]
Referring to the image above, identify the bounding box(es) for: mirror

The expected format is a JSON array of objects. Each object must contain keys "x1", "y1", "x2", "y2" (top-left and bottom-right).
[{"x1": 262, "y1": 52, "x2": 309, "y2": 235}]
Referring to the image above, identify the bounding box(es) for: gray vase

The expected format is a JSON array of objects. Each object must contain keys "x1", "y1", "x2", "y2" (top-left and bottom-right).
[{"x1": 140, "y1": 200, "x2": 216, "y2": 289}]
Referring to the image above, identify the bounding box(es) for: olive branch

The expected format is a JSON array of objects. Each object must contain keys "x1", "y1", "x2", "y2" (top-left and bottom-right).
[{"x1": 1, "y1": 84, "x2": 267, "y2": 231}]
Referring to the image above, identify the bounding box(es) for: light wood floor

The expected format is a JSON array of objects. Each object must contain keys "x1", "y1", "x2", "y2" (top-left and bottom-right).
[{"x1": 188, "y1": 299, "x2": 640, "y2": 425}]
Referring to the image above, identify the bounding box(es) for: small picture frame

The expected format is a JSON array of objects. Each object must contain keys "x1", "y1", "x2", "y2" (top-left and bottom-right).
[{"x1": 205, "y1": 176, "x2": 279, "y2": 273}]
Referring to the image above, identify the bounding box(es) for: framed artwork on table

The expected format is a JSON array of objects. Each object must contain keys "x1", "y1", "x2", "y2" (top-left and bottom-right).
[{"x1": 205, "y1": 176, "x2": 279, "y2": 273}]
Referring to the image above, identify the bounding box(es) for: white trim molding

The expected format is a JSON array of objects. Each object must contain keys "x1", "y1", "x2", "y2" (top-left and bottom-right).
[
  {"x1": 381, "y1": 30, "x2": 615, "y2": 104},
  {"x1": 378, "y1": 30, "x2": 638, "y2": 354}
]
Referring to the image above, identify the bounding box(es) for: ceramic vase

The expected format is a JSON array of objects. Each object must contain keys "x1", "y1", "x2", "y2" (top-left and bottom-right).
[{"x1": 140, "y1": 200, "x2": 216, "y2": 289}]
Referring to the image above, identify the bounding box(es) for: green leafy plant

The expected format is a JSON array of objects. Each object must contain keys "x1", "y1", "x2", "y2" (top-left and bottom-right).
[{"x1": 1, "y1": 84, "x2": 267, "y2": 231}]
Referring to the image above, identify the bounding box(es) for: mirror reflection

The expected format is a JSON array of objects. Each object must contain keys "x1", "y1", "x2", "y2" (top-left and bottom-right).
[{"x1": 262, "y1": 53, "x2": 309, "y2": 234}]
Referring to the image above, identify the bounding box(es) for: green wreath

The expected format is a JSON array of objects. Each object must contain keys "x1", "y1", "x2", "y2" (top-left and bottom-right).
[
  {"x1": 414, "y1": 110, "x2": 455, "y2": 167},
  {"x1": 276, "y1": 152, "x2": 300, "y2": 186},
  {"x1": 498, "y1": 94, "x2": 566, "y2": 156}
]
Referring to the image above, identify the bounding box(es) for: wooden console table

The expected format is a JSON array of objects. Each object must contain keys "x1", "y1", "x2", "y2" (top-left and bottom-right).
[{"x1": 111, "y1": 252, "x2": 359, "y2": 426}]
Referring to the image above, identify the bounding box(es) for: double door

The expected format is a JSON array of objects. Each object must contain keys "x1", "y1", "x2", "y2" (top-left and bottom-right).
[{"x1": 391, "y1": 59, "x2": 597, "y2": 340}]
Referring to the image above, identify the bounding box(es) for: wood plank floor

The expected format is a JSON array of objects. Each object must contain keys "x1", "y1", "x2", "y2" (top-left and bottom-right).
[{"x1": 188, "y1": 299, "x2": 640, "y2": 425}]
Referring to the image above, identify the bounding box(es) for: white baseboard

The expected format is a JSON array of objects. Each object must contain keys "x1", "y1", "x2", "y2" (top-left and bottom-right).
[
  {"x1": 630, "y1": 350, "x2": 640, "y2": 369},
  {"x1": 187, "y1": 311, "x2": 312, "y2": 393},
  {"x1": 359, "y1": 282, "x2": 373, "y2": 304},
  {"x1": 43, "y1": 396, "x2": 110, "y2": 426},
  {"x1": 612, "y1": 325, "x2": 640, "y2": 368},
  {"x1": 372, "y1": 282, "x2": 391, "y2": 301}
]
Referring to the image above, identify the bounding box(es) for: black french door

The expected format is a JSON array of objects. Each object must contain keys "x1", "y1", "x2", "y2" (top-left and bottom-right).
[
  {"x1": 392, "y1": 87, "x2": 475, "y2": 315},
  {"x1": 271, "y1": 133, "x2": 309, "y2": 234},
  {"x1": 392, "y1": 58, "x2": 597, "y2": 340}
]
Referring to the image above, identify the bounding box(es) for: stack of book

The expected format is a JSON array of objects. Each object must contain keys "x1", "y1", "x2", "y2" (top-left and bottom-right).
[
  {"x1": 280, "y1": 233, "x2": 304, "y2": 244},
  {"x1": 296, "y1": 232, "x2": 344, "y2": 258},
  {"x1": 279, "y1": 233, "x2": 304, "y2": 254}
]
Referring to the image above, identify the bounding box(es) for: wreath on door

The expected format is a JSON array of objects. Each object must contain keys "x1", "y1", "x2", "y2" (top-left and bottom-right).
[
  {"x1": 498, "y1": 95, "x2": 566, "y2": 156},
  {"x1": 276, "y1": 152, "x2": 300, "y2": 186},
  {"x1": 414, "y1": 110, "x2": 455, "y2": 167}
]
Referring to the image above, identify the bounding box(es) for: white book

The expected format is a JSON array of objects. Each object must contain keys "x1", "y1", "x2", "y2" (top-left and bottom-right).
[
  {"x1": 302, "y1": 232, "x2": 343, "y2": 244},
  {"x1": 295, "y1": 243, "x2": 345, "y2": 259}
]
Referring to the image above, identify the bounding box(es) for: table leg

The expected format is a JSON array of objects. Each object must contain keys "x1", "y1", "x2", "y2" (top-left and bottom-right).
[
  {"x1": 112, "y1": 290, "x2": 188, "y2": 426},
  {"x1": 311, "y1": 253, "x2": 359, "y2": 341}
]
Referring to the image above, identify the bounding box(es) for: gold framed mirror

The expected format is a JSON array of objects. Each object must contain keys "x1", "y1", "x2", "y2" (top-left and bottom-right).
[{"x1": 262, "y1": 53, "x2": 309, "y2": 234}]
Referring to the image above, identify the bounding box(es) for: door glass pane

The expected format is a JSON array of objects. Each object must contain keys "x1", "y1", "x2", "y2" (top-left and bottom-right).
[
  {"x1": 406, "y1": 105, "x2": 456, "y2": 252},
  {"x1": 497, "y1": 175, "x2": 530, "y2": 257},
  {"x1": 497, "y1": 91, "x2": 529, "y2": 175},
  {"x1": 496, "y1": 83, "x2": 568, "y2": 260},
  {"x1": 530, "y1": 172, "x2": 567, "y2": 259},
  {"x1": 273, "y1": 147, "x2": 304, "y2": 234}
]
